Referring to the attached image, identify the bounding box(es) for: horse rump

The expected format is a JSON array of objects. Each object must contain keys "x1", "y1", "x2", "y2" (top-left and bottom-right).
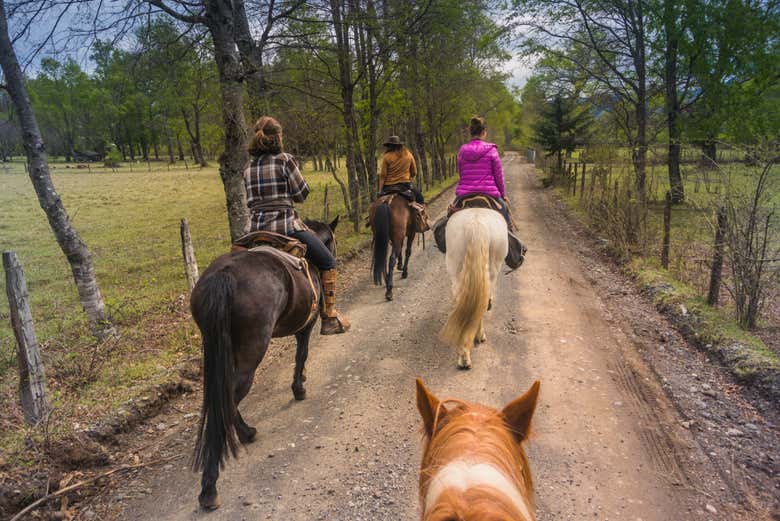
[{"x1": 190, "y1": 269, "x2": 240, "y2": 473}]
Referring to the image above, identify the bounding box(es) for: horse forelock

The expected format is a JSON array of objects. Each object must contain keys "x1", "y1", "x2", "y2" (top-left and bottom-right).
[{"x1": 420, "y1": 401, "x2": 534, "y2": 521}]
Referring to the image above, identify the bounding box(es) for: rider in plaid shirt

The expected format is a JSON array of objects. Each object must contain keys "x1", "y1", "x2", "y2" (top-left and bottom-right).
[
  {"x1": 243, "y1": 116, "x2": 350, "y2": 335},
  {"x1": 244, "y1": 152, "x2": 310, "y2": 235}
]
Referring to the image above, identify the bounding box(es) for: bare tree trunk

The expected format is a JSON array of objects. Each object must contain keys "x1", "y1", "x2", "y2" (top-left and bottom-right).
[
  {"x1": 664, "y1": 0, "x2": 684, "y2": 203},
  {"x1": 331, "y1": 0, "x2": 362, "y2": 231},
  {"x1": 177, "y1": 134, "x2": 185, "y2": 161},
  {"x1": 0, "y1": 0, "x2": 113, "y2": 339},
  {"x1": 204, "y1": 0, "x2": 249, "y2": 241}
]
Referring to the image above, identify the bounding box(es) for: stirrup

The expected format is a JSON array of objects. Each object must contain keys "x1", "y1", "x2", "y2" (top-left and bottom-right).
[{"x1": 321, "y1": 314, "x2": 350, "y2": 335}]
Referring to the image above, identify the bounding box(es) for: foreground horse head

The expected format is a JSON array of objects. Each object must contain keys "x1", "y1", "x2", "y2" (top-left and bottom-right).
[
  {"x1": 416, "y1": 379, "x2": 540, "y2": 521},
  {"x1": 190, "y1": 217, "x2": 338, "y2": 510},
  {"x1": 441, "y1": 208, "x2": 508, "y2": 369},
  {"x1": 371, "y1": 195, "x2": 416, "y2": 301}
]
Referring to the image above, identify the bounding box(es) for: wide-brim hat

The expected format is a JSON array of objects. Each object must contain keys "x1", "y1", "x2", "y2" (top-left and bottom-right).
[{"x1": 383, "y1": 135, "x2": 403, "y2": 146}]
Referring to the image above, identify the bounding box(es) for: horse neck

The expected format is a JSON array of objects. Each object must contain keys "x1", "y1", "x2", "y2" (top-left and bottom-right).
[{"x1": 420, "y1": 405, "x2": 534, "y2": 520}]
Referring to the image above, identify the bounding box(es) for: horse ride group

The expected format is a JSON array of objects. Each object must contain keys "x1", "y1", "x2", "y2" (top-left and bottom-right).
[{"x1": 189, "y1": 115, "x2": 538, "y2": 519}]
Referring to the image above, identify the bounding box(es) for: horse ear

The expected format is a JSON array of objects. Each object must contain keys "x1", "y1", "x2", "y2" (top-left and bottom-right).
[
  {"x1": 416, "y1": 378, "x2": 443, "y2": 436},
  {"x1": 329, "y1": 215, "x2": 340, "y2": 231},
  {"x1": 501, "y1": 380, "x2": 540, "y2": 443}
]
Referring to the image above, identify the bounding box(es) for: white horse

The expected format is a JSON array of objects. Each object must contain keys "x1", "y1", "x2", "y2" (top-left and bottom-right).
[{"x1": 440, "y1": 208, "x2": 508, "y2": 369}]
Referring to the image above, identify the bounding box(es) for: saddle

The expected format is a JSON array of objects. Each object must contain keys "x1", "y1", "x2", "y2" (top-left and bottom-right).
[
  {"x1": 369, "y1": 193, "x2": 431, "y2": 233},
  {"x1": 433, "y1": 193, "x2": 527, "y2": 271},
  {"x1": 231, "y1": 230, "x2": 307, "y2": 258},
  {"x1": 448, "y1": 193, "x2": 504, "y2": 215}
]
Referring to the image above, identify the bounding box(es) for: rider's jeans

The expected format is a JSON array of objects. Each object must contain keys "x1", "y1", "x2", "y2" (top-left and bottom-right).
[{"x1": 290, "y1": 230, "x2": 337, "y2": 271}]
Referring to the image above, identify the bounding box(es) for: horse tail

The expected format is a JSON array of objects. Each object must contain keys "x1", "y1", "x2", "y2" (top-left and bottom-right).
[
  {"x1": 441, "y1": 220, "x2": 491, "y2": 348},
  {"x1": 191, "y1": 270, "x2": 240, "y2": 473},
  {"x1": 372, "y1": 203, "x2": 391, "y2": 285}
]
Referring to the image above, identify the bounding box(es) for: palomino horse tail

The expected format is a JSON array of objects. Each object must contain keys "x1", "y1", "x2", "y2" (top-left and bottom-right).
[
  {"x1": 191, "y1": 270, "x2": 240, "y2": 473},
  {"x1": 441, "y1": 220, "x2": 491, "y2": 348},
  {"x1": 372, "y1": 203, "x2": 391, "y2": 285}
]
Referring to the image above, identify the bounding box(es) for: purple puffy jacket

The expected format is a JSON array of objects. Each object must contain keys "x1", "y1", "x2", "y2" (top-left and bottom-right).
[{"x1": 455, "y1": 139, "x2": 505, "y2": 199}]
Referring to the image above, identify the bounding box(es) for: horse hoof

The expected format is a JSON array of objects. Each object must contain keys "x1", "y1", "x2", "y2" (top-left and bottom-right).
[
  {"x1": 385, "y1": 292, "x2": 393, "y2": 301},
  {"x1": 401, "y1": 271, "x2": 408, "y2": 279},
  {"x1": 487, "y1": 299, "x2": 492, "y2": 311},
  {"x1": 474, "y1": 334, "x2": 487, "y2": 344},
  {"x1": 199, "y1": 489, "x2": 220, "y2": 510},
  {"x1": 292, "y1": 384, "x2": 307, "y2": 401},
  {"x1": 238, "y1": 426, "x2": 257, "y2": 444},
  {"x1": 457, "y1": 354, "x2": 472, "y2": 370}
]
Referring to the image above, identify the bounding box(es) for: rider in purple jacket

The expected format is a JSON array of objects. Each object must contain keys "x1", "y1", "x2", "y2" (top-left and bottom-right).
[{"x1": 455, "y1": 116, "x2": 512, "y2": 228}]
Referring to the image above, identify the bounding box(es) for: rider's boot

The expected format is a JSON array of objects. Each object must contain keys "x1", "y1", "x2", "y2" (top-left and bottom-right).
[{"x1": 320, "y1": 269, "x2": 351, "y2": 335}]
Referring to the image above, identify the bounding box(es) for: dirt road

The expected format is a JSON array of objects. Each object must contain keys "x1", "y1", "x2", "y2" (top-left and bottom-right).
[{"x1": 100, "y1": 154, "x2": 760, "y2": 520}]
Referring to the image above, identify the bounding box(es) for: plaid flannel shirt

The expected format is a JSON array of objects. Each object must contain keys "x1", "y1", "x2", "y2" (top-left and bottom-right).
[{"x1": 244, "y1": 152, "x2": 310, "y2": 235}]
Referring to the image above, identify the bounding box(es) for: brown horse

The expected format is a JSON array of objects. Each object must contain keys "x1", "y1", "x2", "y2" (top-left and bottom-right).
[
  {"x1": 416, "y1": 379, "x2": 540, "y2": 521},
  {"x1": 370, "y1": 194, "x2": 416, "y2": 301},
  {"x1": 189, "y1": 218, "x2": 338, "y2": 510}
]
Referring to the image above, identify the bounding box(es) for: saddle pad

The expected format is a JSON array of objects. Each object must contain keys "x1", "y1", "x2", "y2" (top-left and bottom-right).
[
  {"x1": 248, "y1": 245, "x2": 306, "y2": 271},
  {"x1": 457, "y1": 194, "x2": 502, "y2": 211},
  {"x1": 250, "y1": 246, "x2": 319, "y2": 334},
  {"x1": 233, "y1": 230, "x2": 307, "y2": 257}
]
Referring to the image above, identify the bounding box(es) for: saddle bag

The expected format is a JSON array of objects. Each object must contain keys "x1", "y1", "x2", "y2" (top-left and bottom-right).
[
  {"x1": 505, "y1": 232, "x2": 527, "y2": 270},
  {"x1": 433, "y1": 216, "x2": 448, "y2": 253},
  {"x1": 411, "y1": 202, "x2": 431, "y2": 233}
]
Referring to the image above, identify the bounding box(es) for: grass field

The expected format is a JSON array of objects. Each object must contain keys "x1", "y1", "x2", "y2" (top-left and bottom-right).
[
  {"x1": 0, "y1": 158, "x2": 456, "y2": 455},
  {"x1": 545, "y1": 154, "x2": 779, "y2": 350}
]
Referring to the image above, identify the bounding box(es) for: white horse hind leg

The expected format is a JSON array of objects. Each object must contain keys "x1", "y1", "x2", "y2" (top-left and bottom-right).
[
  {"x1": 458, "y1": 341, "x2": 473, "y2": 369},
  {"x1": 475, "y1": 320, "x2": 487, "y2": 344}
]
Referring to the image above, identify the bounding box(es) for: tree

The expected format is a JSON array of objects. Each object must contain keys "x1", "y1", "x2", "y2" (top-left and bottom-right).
[
  {"x1": 517, "y1": 0, "x2": 652, "y2": 201},
  {"x1": 0, "y1": 0, "x2": 113, "y2": 339},
  {"x1": 533, "y1": 94, "x2": 591, "y2": 174}
]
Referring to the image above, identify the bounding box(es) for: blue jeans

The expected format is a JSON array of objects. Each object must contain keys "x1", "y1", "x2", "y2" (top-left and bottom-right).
[{"x1": 290, "y1": 230, "x2": 337, "y2": 271}]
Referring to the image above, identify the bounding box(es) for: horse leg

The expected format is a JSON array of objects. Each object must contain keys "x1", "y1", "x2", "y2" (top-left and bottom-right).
[
  {"x1": 386, "y1": 250, "x2": 396, "y2": 301},
  {"x1": 474, "y1": 319, "x2": 487, "y2": 344},
  {"x1": 397, "y1": 237, "x2": 404, "y2": 271},
  {"x1": 402, "y1": 231, "x2": 415, "y2": 279},
  {"x1": 457, "y1": 340, "x2": 473, "y2": 370},
  {"x1": 291, "y1": 321, "x2": 315, "y2": 401},
  {"x1": 234, "y1": 370, "x2": 257, "y2": 444}
]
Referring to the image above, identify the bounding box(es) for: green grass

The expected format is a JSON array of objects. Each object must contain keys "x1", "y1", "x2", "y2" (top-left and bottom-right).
[
  {"x1": 0, "y1": 157, "x2": 455, "y2": 458},
  {"x1": 628, "y1": 257, "x2": 780, "y2": 383}
]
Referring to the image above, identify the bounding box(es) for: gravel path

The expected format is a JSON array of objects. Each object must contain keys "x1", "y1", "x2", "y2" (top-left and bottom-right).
[{"x1": 93, "y1": 153, "x2": 773, "y2": 521}]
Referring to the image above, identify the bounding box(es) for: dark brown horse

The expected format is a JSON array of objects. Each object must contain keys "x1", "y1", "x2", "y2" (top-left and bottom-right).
[
  {"x1": 370, "y1": 195, "x2": 416, "y2": 301},
  {"x1": 190, "y1": 218, "x2": 338, "y2": 510}
]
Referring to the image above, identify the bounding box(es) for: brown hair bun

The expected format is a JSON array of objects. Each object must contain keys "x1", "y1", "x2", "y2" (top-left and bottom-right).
[
  {"x1": 248, "y1": 116, "x2": 284, "y2": 156},
  {"x1": 469, "y1": 116, "x2": 486, "y2": 137}
]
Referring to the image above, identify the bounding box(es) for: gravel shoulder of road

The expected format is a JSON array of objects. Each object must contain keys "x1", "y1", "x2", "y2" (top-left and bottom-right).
[{"x1": 533, "y1": 169, "x2": 780, "y2": 518}]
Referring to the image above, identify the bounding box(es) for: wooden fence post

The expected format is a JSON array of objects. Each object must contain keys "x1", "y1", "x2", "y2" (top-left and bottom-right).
[
  {"x1": 572, "y1": 162, "x2": 578, "y2": 196},
  {"x1": 707, "y1": 207, "x2": 727, "y2": 306},
  {"x1": 568, "y1": 162, "x2": 573, "y2": 192},
  {"x1": 180, "y1": 219, "x2": 199, "y2": 291},
  {"x1": 580, "y1": 162, "x2": 586, "y2": 197},
  {"x1": 3, "y1": 251, "x2": 48, "y2": 424},
  {"x1": 661, "y1": 191, "x2": 672, "y2": 269}
]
